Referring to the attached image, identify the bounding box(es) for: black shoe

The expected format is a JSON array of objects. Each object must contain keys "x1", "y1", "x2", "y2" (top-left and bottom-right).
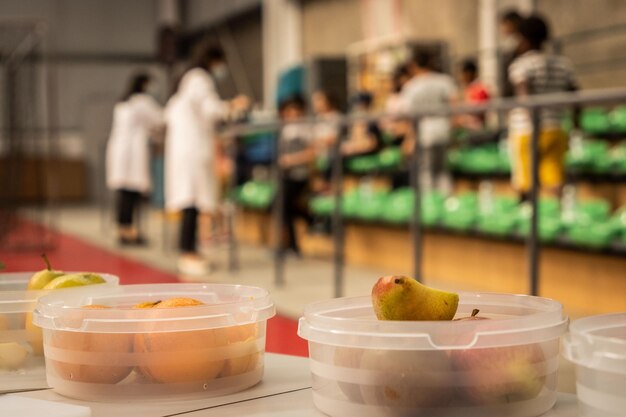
[{"x1": 118, "y1": 236, "x2": 148, "y2": 246}]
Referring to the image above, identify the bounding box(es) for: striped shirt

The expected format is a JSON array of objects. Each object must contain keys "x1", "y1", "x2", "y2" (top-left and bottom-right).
[{"x1": 508, "y1": 50, "x2": 577, "y2": 133}]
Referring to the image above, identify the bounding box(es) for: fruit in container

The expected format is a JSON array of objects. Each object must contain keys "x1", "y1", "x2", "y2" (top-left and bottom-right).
[
  {"x1": 372, "y1": 275, "x2": 459, "y2": 321},
  {"x1": 359, "y1": 348, "x2": 452, "y2": 407},
  {"x1": 49, "y1": 305, "x2": 134, "y2": 384},
  {"x1": 449, "y1": 309, "x2": 546, "y2": 404},
  {"x1": 134, "y1": 298, "x2": 227, "y2": 383},
  {"x1": 43, "y1": 273, "x2": 105, "y2": 290},
  {"x1": 27, "y1": 254, "x2": 64, "y2": 290},
  {"x1": 218, "y1": 323, "x2": 260, "y2": 377},
  {"x1": 333, "y1": 346, "x2": 365, "y2": 402},
  {"x1": 0, "y1": 342, "x2": 29, "y2": 370}
]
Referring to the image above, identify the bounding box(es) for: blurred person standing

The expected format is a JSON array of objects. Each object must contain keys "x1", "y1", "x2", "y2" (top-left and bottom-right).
[
  {"x1": 165, "y1": 44, "x2": 249, "y2": 274},
  {"x1": 457, "y1": 58, "x2": 490, "y2": 129},
  {"x1": 278, "y1": 95, "x2": 315, "y2": 255},
  {"x1": 106, "y1": 72, "x2": 164, "y2": 245},
  {"x1": 508, "y1": 15, "x2": 578, "y2": 201},
  {"x1": 311, "y1": 90, "x2": 342, "y2": 193},
  {"x1": 401, "y1": 51, "x2": 458, "y2": 194},
  {"x1": 499, "y1": 10, "x2": 524, "y2": 98}
]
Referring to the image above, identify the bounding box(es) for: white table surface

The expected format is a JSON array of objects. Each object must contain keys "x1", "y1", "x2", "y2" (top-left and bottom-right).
[{"x1": 6, "y1": 353, "x2": 578, "y2": 417}]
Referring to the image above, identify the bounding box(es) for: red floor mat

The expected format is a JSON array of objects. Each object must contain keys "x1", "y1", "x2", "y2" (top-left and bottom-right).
[{"x1": 0, "y1": 220, "x2": 308, "y2": 357}]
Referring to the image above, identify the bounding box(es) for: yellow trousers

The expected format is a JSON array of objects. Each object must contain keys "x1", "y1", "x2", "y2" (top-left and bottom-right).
[{"x1": 510, "y1": 129, "x2": 568, "y2": 193}]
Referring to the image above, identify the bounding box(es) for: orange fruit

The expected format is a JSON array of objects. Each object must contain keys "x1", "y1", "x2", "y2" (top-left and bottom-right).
[
  {"x1": 134, "y1": 297, "x2": 228, "y2": 383},
  {"x1": 49, "y1": 305, "x2": 133, "y2": 384},
  {"x1": 218, "y1": 323, "x2": 260, "y2": 377}
]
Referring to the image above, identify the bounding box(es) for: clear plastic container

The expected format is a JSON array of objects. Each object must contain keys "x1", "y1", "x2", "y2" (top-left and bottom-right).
[
  {"x1": 298, "y1": 292, "x2": 567, "y2": 417},
  {"x1": 33, "y1": 283, "x2": 275, "y2": 401},
  {"x1": 0, "y1": 272, "x2": 119, "y2": 392},
  {"x1": 562, "y1": 313, "x2": 626, "y2": 417}
]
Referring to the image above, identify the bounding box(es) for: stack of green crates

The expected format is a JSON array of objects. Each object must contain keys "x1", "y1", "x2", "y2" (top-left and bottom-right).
[
  {"x1": 564, "y1": 199, "x2": 616, "y2": 249},
  {"x1": 442, "y1": 192, "x2": 478, "y2": 231},
  {"x1": 517, "y1": 197, "x2": 562, "y2": 243},
  {"x1": 476, "y1": 195, "x2": 520, "y2": 236},
  {"x1": 380, "y1": 188, "x2": 444, "y2": 226}
]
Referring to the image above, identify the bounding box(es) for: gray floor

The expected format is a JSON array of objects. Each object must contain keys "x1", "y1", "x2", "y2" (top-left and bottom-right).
[{"x1": 26, "y1": 204, "x2": 576, "y2": 393}]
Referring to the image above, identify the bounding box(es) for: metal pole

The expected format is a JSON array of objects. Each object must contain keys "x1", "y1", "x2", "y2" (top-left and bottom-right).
[
  {"x1": 273, "y1": 129, "x2": 285, "y2": 287},
  {"x1": 227, "y1": 134, "x2": 239, "y2": 272},
  {"x1": 410, "y1": 118, "x2": 423, "y2": 282},
  {"x1": 528, "y1": 108, "x2": 541, "y2": 296},
  {"x1": 331, "y1": 127, "x2": 345, "y2": 298}
]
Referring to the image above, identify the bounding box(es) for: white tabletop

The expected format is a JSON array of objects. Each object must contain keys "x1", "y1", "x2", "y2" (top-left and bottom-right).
[{"x1": 6, "y1": 353, "x2": 578, "y2": 417}]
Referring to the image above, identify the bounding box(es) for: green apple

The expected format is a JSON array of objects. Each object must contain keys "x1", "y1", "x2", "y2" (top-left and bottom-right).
[
  {"x1": 28, "y1": 254, "x2": 65, "y2": 290},
  {"x1": 43, "y1": 273, "x2": 105, "y2": 290}
]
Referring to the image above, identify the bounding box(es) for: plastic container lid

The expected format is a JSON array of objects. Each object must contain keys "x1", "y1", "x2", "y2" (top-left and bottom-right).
[
  {"x1": 34, "y1": 283, "x2": 275, "y2": 333},
  {"x1": 299, "y1": 292, "x2": 567, "y2": 350},
  {"x1": 563, "y1": 312, "x2": 626, "y2": 374},
  {"x1": 0, "y1": 272, "x2": 119, "y2": 314}
]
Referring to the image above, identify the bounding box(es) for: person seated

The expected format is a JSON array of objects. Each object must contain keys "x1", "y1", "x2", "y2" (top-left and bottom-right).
[
  {"x1": 342, "y1": 92, "x2": 383, "y2": 158},
  {"x1": 456, "y1": 58, "x2": 490, "y2": 130}
]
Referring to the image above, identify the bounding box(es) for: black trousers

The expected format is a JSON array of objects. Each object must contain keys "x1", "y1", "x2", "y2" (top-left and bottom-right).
[
  {"x1": 281, "y1": 178, "x2": 310, "y2": 253},
  {"x1": 116, "y1": 189, "x2": 141, "y2": 226},
  {"x1": 180, "y1": 207, "x2": 198, "y2": 253}
]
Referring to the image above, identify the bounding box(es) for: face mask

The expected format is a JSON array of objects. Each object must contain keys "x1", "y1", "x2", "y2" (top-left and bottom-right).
[
  {"x1": 501, "y1": 34, "x2": 519, "y2": 52},
  {"x1": 211, "y1": 64, "x2": 229, "y2": 81}
]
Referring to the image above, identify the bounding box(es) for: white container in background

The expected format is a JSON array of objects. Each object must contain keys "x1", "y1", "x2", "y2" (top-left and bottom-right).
[
  {"x1": 298, "y1": 292, "x2": 567, "y2": 417},
  {"x1": 33, "y1": 283, "x2": 275, "y2": 401},
  {"x1": 563, "y1": 313, "x2": 626, "y2": 417},
  {"x1": 0, "y1": 272, "x2": 119, "y2": 392}
]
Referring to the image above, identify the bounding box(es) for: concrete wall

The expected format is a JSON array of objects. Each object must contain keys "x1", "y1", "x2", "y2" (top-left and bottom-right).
[
  {"x1": 183, "y1": 0, "x2": 260, "y2": 29},
  {"x1": 301, "y1": 0, "x2": 363, "y2": 59},
  {"x1": 300, "y1": 0, "x2": 626, "y2": 89},
  {"x1": 538, "y1": 0, "x2": 626, "y2": 89},
  {"x1": 0, "y1": 0, "x2": 164, "y2": 201}
]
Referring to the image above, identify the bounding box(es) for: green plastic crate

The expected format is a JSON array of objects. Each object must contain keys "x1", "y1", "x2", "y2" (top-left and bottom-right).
[
  {"x1": 378, "y1": 147, "x2": 403, "y2": 170},
  {"x1": 566, "y1": 221, "x2": 617, "y2": 249},
  {"x1": 238, "y1": 181, "x2": 275, "y2": 209},
  {"x1": 442, "y1": 193, "x2": 478, "y2": 231},
  {"x1": 346, "y1": 154, "x2": 380, "y2": 174},
  {"x1": 581, "y1": 108, "x2": 611, "y2": 135},
  {"x1": 309, "y1": 195, "x2": 335, "y2": 216},
  {"x1": 609, "y1": 106, "x2": 626, "y2": 133}
]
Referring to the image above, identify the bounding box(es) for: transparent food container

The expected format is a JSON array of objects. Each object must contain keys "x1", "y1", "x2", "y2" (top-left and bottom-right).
[
  {"x1": 298, "y1": 292, "x2": 567, "y2": 417},
  {"x1": 0, "y1": 272, "x2": 119, "y2": 392},
  {"x1": 33, "y1": 283, "x2": 275, "y2": 401},
  {"x1": 562, "y1": 313, "x2": 626, "y2": 417}
]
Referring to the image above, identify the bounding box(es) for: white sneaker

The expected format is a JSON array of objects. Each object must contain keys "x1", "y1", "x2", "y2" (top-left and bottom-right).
[{"x1": 177, "y1": 256, "x2": 211, "y2": 276}]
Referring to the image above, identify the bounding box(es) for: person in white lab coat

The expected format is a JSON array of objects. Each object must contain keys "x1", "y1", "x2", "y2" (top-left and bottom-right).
[
  {"x1": 165, "y1": 45, "x2": 248, "y2": 274},
  {"x1": 106, "y1": 73, "x2": 164, "y2": 245}
]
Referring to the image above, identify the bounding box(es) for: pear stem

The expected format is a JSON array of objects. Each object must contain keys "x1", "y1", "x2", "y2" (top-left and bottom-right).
[
  {"x1": 41, "y1": 254, "x2": 52, "y2": 271},
  {"x1": 471, "y1": 309, "x2": 480, "y2": 317}
]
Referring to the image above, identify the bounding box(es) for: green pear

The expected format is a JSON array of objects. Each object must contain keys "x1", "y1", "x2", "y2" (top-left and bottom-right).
[
  {"x1": 27, "y1": 254, "x2": 65, "y2": 290},
  {"x1": 43, "y1": 273, "x2": 105, "y2": 290},
  {"x1": 371, "y1": 275, "x2": 459, "y2": 321}
]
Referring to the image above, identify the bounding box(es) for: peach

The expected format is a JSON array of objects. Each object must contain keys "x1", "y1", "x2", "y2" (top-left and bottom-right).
[
  {"x1": 134, "y1": 297, "x2": 227, "y2": 383},
  {"x1": 49, "y1": 305, "x2": 133, "y2": 384}
]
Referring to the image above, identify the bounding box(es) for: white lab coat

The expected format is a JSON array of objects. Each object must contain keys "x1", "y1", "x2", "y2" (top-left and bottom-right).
[
  {"x1": 164, "y1": 68, "x2": 227, "y2": 212},
  {"x1": 106, "y1": 93, "x2": 163, "y2": 193}
]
